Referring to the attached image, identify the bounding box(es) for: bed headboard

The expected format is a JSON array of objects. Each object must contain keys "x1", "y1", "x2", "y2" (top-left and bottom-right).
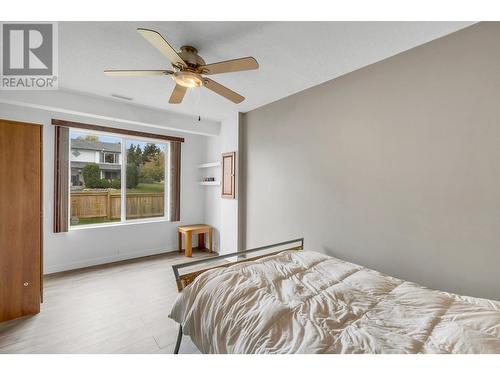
[{"x1": 172, "y1": 238, "x2": 304, "y2": 292}]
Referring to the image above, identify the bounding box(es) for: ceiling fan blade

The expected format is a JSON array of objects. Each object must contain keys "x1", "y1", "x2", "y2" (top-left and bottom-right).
[
  {"x1": 169, "y1": 84, "x2": 188, "y2": 104},
  {"x1": 201, "y1": 57, "x2": 259, "y2": 75},
  {"x1": 203, "y1": 78, "x2": 245, "y2": 104},
  {"x1": 137, "y1": 28, "x2": 187, "y2": 68},
  {"x1": 104, "y1": 69, "x2": 173, "y2": 77}
]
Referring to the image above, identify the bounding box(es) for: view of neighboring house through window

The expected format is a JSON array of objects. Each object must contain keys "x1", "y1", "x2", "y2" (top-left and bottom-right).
[
  {"x1": 70, "y1": 131, "x2": 122, "y2": 226},
  {"x1": 69, "y1": 130, "x2": 168, "y2": 227}
]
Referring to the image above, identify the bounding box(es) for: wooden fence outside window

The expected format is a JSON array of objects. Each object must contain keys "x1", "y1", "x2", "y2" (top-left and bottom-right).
[{"x1": 70, "y1": 191, "x2": 164, "y2": 221}]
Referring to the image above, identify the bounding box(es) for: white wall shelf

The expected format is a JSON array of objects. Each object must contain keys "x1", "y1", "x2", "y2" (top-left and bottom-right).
[
  {"x1": 199, "y1": 181, "x2": 221, "y2": 186},
  {"x1": 198, "y1": 162, "x2": 221, "y2": 169}
]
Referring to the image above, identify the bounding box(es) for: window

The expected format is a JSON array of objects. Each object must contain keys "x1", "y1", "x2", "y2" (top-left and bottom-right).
[
  {"x1": 101, "y1": 151, "x2": 119, "y2": 164},
  {"x1": 104, "y1": 171, "x2": 120, "y2": 180},
  {"x1": 125, "y1": 140, "x2": 167, "y2": 220},
  {"x1": 68, "y1": 129, "x2": 169, "y2": 227},
  {"x1": 52, "y1": 119, "x2": 183, "y2": 233}
]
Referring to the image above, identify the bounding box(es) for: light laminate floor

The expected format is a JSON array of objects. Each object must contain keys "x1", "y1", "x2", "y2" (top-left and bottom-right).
[{"x1": 0, "y1": 249, "x2": 214, "y2": 354}]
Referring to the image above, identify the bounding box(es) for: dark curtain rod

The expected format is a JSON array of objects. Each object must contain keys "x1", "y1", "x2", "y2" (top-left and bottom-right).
[{"x1": 51, "y1": 119, "x2": 185, "y2": 143}]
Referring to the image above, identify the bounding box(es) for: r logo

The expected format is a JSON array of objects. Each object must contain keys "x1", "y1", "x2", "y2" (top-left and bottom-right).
[{"x1": 2, "y1": 23, "x2": 53, "y2": 76}]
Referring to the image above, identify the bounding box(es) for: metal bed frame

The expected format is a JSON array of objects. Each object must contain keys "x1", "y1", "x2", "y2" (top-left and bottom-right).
[{"x1": 171, "y1": 238, "x2": 304, "y2": 354}]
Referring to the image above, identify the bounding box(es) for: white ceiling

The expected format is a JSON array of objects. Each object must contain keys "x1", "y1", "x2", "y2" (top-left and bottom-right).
[{"x1": 59, "y1": 22, "x2": 474, "y2": 122}]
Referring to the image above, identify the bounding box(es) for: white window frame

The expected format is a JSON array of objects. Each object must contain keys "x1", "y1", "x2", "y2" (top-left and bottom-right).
[
  {"x1": 68, "y1": 128, "x2": 170, "y2": 230},
  {"x1": 101, "y1": 151, "x2": 119, "y2": 165}
]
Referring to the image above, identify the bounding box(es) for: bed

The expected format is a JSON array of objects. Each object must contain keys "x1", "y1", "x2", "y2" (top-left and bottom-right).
[{"x1": 169, "y1": 239, "x2": 500, "y2": 354}]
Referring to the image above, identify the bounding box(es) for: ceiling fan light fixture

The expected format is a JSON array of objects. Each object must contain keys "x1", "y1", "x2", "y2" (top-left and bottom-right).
[{"x1": 173, "y1": 71, "x2": 203, "y2": 88}]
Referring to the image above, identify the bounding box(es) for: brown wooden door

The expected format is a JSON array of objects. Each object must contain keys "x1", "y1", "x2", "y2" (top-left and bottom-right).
[{"x1": 0, "y1": 119, "x2": 43, "y2": 322}]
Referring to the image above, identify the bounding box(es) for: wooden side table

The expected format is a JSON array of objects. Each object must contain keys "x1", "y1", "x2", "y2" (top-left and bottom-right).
[{"x1": 178, "y1": 224, "x2": 213, "y2": 257}]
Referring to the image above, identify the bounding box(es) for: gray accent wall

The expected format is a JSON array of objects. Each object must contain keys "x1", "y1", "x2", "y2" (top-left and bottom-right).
[{"x1": 241, "y1": 22, "x2": 500, "y2": 300}]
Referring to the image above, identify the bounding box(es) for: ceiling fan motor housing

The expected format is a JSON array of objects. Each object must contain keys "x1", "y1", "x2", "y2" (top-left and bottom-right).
[{"x1": 177, "y1": 46, "x2": 206, "y2": 69}]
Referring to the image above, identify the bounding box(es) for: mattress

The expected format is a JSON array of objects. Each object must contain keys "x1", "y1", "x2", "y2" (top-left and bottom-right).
[{"x1": 169, "y1": 250, "x2": 500, "y2": 353}]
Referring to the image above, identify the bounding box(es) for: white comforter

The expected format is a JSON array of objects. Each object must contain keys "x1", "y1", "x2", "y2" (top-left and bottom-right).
[{"x1": 169, "y1": 251, "x2": 500, "y2": 353}]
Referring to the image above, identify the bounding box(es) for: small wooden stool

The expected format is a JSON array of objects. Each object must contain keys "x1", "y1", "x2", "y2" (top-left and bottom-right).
[{"x1": 178, "y1": 224, "x2": 213, "y2": 257}]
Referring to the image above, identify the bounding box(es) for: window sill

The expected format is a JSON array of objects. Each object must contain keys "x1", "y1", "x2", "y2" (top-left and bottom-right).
[{"x1": 69, "y1": 217, "x2": 175, "y2": 231}]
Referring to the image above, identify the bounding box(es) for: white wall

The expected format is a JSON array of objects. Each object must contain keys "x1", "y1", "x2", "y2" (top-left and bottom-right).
[
  {"x1": 0, "y1": 89, "x2": 220, "y2": 136},
  {"x1": 70, "y1": 149, "x2": 96, "y2": 163},
  {"x1": 1, "y1": 95, "x2": 210, "y2": 273},
  {"x1": 203, "y1": 112, "x2": 240, "y2": 254},
  {"x1": 203, "y1": 135, "x2": 222, "y2": 252},
  {"x1": 219, "y1": 114, "x2": 240, "y2": 253},
  {"x1": 241, "y1": 23, "x2": 500, "y2": 300}
]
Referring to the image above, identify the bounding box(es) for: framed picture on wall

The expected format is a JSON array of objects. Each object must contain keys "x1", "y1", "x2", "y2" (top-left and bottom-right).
[{"x1": 221, "y1": 151, "x2": 236, "y2": 199}]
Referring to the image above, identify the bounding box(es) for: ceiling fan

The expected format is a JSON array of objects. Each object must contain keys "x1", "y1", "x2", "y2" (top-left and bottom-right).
[{"x1": 104, "y1": 28, "x2": 259, "y2": 104}]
